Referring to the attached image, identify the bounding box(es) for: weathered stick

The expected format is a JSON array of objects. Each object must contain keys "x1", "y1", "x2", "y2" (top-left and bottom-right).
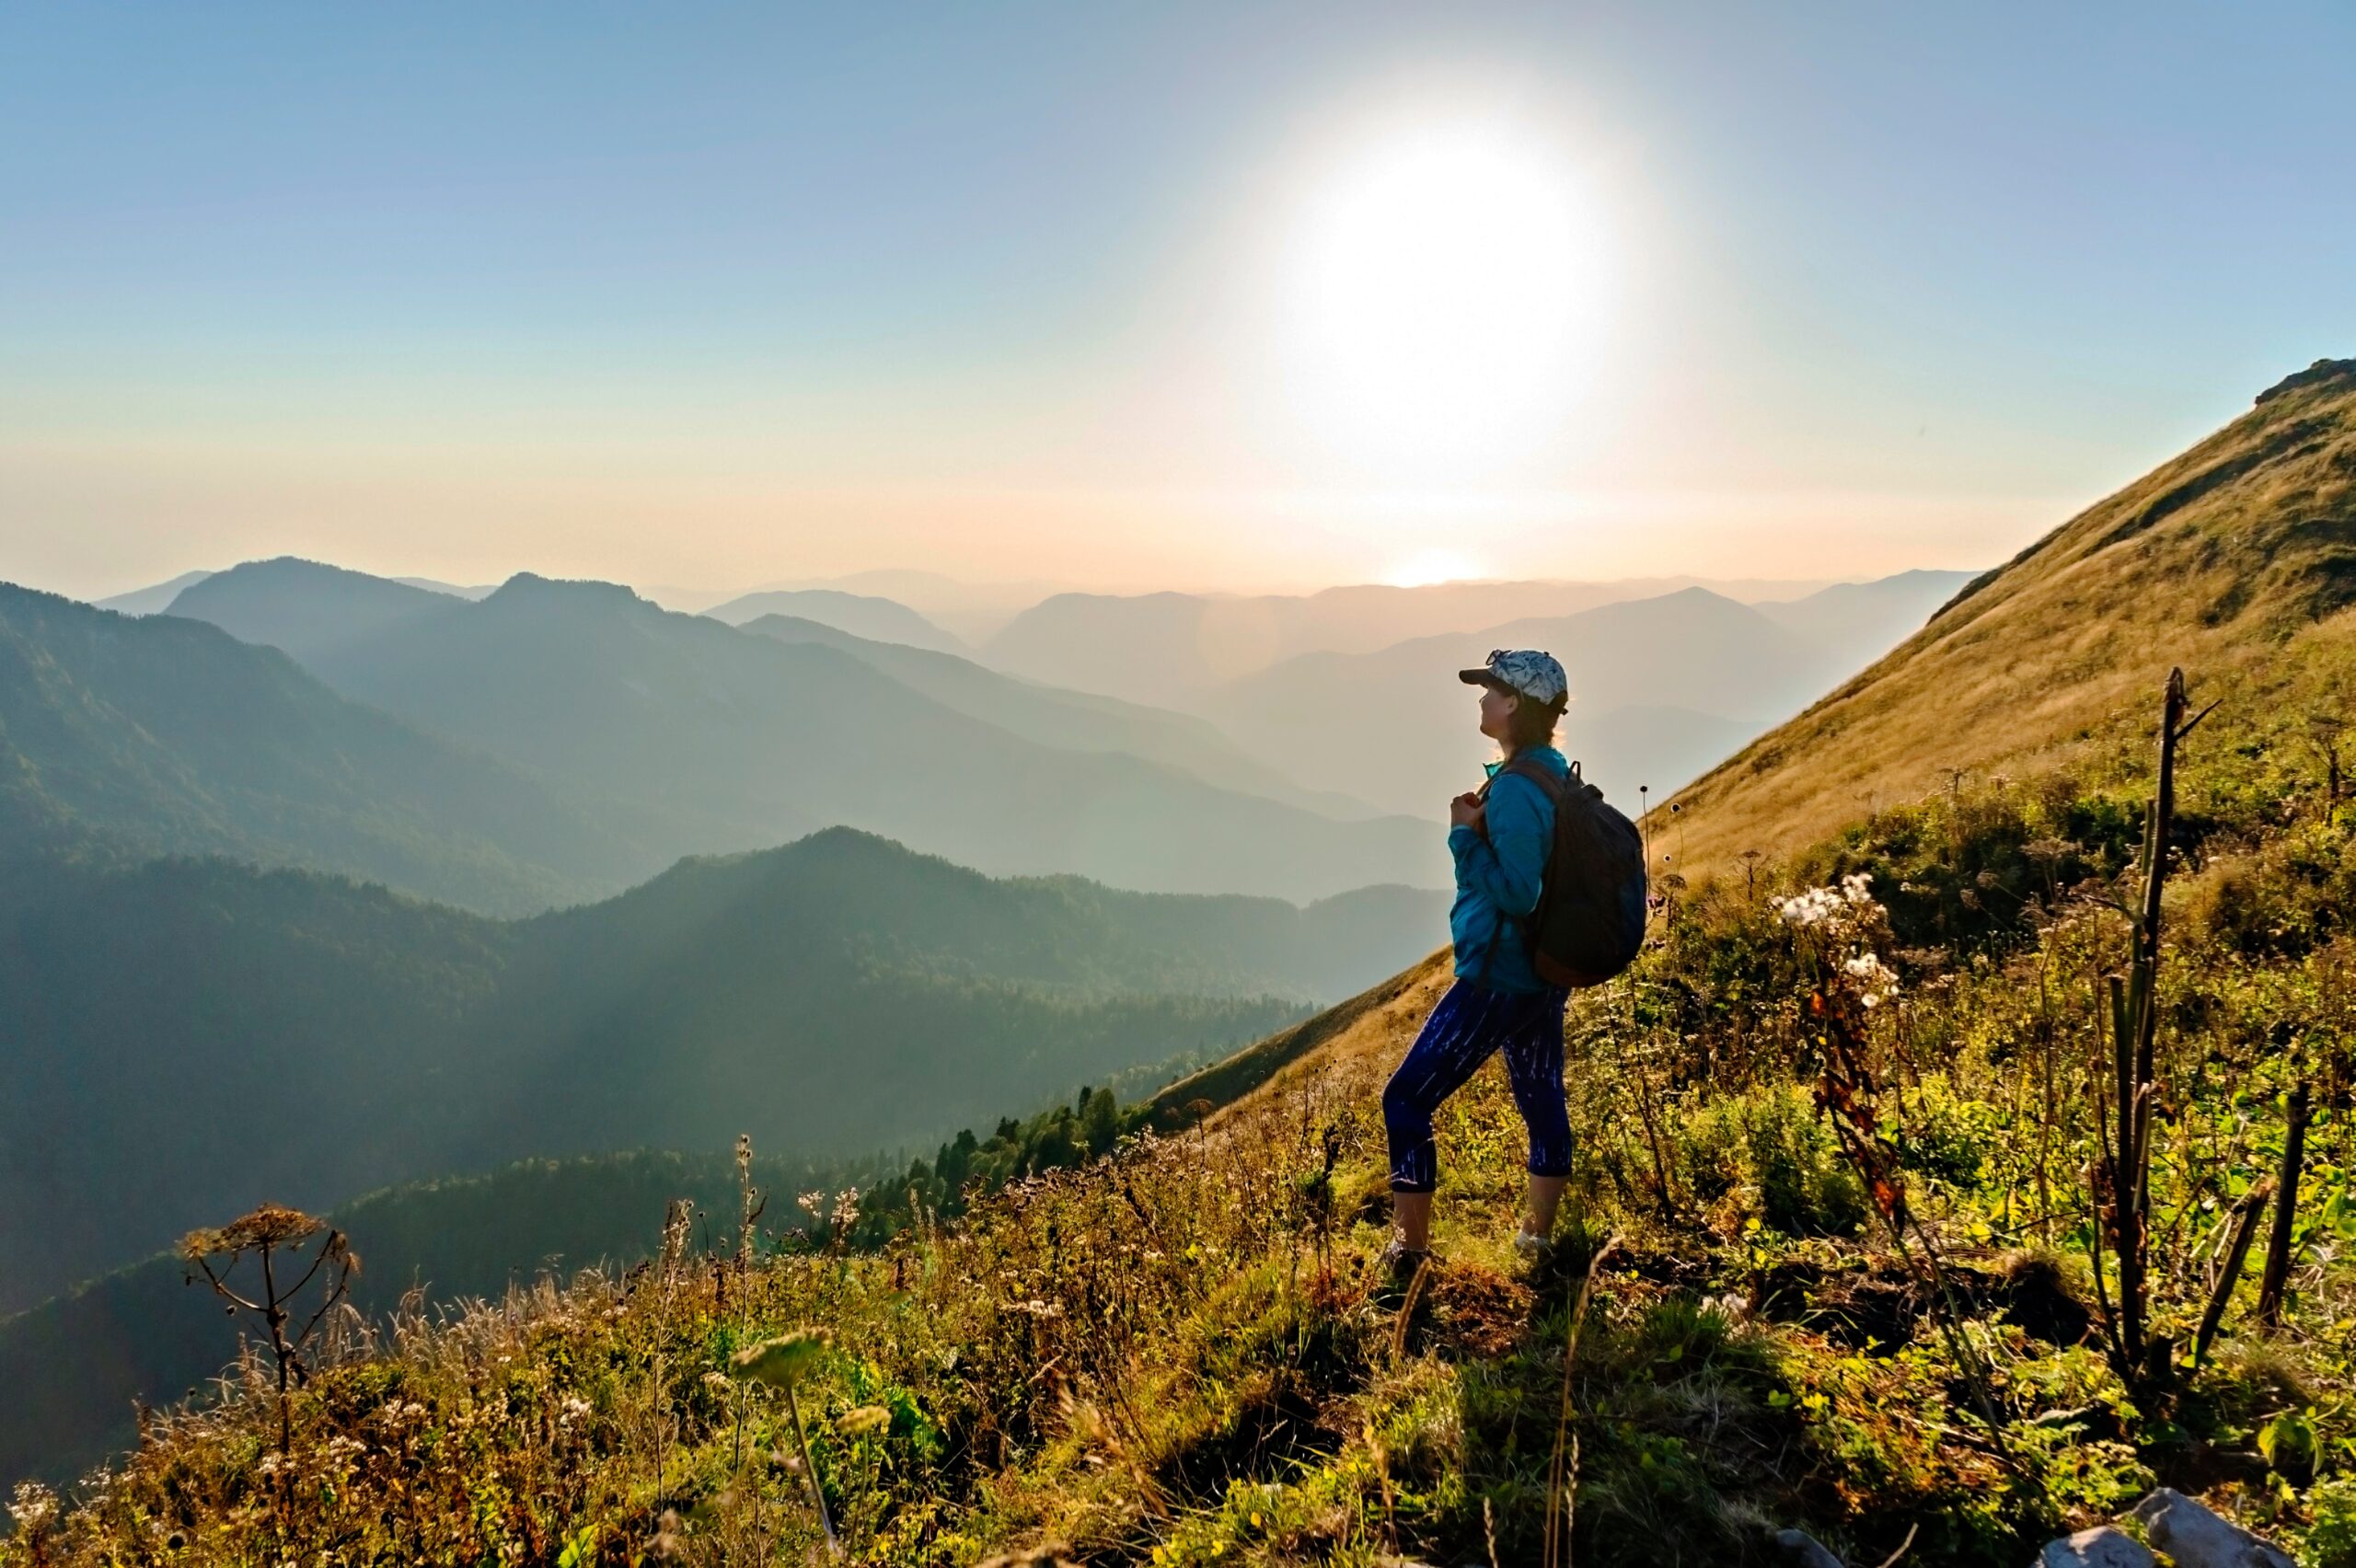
[
  {"x1": 2108, "y1": 668, "x2": 2188, "y2": 1381},
  {"x1": 2257, "y1": 1084, "x2": 2313, "y2": 1330},
  {"x1": 2191, "y1": 1176, "x2": 2275, "y2": 1364}
]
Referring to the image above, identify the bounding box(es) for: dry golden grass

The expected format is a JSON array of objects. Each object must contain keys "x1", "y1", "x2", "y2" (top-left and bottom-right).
[{"x1": 1663, "y1": 361, "x2": 2356, "y2": 877}]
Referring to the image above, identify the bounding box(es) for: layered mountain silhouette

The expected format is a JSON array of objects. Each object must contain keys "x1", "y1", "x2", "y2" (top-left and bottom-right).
[
  {"x1": 1195, "y1": 578, "x2": 1969, "y2": 816},
  {"x1": 91, "y1": 568, "x2": 214, "y2": 616},
  {"x1": 167, "y1": 558, "x2": 467, "y2": 666},
  {"x1": 161, "y1": 562, "x2": 1448, "y2": 901},
  {"x1": 739, "y1": 613, "x2": 1383, "y2": 819},
  {"x1": 980, "y1": 575, "x2": 1834, "y2": 709},
  {"x1": 0, "y1": 826, "x2": 1445, "y2": 1315},
  {"x1": 0, "y1": 583, "x2": 648, "y2": 914},
  {"x1": 702, "y1": 587, "x2": 967, "y2": 651},
  {"x1": 1666, "y1": 358, "x2": 2356, "y2": 870},
  {"x1": 1752, "y1": 568, "x2": 1978, "y2": 656}
]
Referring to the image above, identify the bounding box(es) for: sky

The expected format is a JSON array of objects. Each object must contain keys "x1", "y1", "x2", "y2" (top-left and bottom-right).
[{"x1": 4, "y1": 2, "x2": 2352, "y2": 602}]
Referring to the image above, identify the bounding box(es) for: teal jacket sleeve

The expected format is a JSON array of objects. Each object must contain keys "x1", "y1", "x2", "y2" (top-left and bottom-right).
[{"x1": 1448, "y1": 773, "x2": 1549, "y2": 917}]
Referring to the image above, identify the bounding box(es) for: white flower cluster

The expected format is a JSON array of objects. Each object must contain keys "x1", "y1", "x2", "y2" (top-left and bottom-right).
[
  {"x1": 1770, "y1": 872, "x2": 1878, "y2": 930},
  {"x1": 10, "y1": 1481, "x2": 59, "y2": 1532},
  {"x1": 1842, "y1": 951, "x2": 1900, "y2": 1009},
  {"x1": 1773, "y1": 873, "x2": 1901, "y2": 1007}
]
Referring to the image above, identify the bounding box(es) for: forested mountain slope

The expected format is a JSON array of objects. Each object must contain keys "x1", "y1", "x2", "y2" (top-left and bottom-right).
[
  {"x1": 0, "y1": 828, "x2": 1442, "y2": 1312},
  {"x1": 0, "y1": 582, "x2": 647, "y2": 913}
]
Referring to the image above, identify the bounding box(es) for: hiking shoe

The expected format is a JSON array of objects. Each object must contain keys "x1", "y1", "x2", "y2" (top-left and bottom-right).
[
  {"x1": 1512, "y1": 1227, "x2": 1553, "y2": 1266},
  {"x1": 1370, "y1": 1239, "x2": 1430, "y2": 1307}
]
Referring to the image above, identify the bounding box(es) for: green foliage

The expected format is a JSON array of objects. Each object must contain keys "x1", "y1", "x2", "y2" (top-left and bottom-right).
[
  {"x1": 2304, "y1": 1475, "x2": 2356, "y2": 1567},
  {"x1": 1677, "y1": 1083, "x2": 1866, "y2": 1237}
]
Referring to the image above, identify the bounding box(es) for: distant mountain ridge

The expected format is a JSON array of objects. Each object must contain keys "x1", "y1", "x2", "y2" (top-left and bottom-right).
[
  {"x1": 167, "y1": 557, "x2": 464, "y2": 665},
  {"x1": 980, "y1": 574, "x2": 1837, "y2": 708},
  {"x1": 167, "y1": 562, "x2": 1449, "y2": 901},
  {"x1": 702, "y1": 587, "x2": 966, "y2": 652},
  {"x1": 0, "y1": 582, "x2": 648, "y2": 913},
  {"x1": 739, "y1": 613, "x2": 1385, "y2": 820},
  {"x1": 0, "y1": 826, "x2": 1445, "y2": 1315},
  {"x1": 1195, "y1": 577, "x2": 1972, "y2": 815}
]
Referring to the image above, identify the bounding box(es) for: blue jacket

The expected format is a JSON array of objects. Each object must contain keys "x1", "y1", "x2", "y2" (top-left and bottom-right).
[{"x1": 1448, "y1": 745, "x2": 1567, "y2": 994}]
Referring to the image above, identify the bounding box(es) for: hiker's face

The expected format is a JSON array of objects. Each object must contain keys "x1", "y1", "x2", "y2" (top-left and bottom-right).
[{"x1": 1476, "y1": 685, "x2": 1519, "y2": 742}]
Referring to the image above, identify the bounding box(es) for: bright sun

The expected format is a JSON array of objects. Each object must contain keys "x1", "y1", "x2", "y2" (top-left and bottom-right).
[
  {"x1": 1280, "y1": 117, "x2": 1611, "y2": 476},
  {"x1": 1384, "y1": 548, "x2": 1484, "y2": 588}
]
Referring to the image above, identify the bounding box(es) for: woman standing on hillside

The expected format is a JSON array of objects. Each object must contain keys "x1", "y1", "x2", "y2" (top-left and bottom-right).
[{"x1": 1379, "y1": 647, "x2": 1574, "y2": 1288}]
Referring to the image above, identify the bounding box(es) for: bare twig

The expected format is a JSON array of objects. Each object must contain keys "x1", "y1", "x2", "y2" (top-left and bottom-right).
[
  {"x1": 1544, "y1": 1232, "x2": 1620, "y2": 1568},
  {"x1": 2192, "y1": 1177, "x2": 2275, "y2": 1364}
]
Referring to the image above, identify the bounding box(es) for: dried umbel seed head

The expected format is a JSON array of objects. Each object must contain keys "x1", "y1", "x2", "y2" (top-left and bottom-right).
[
  {"x1": 730, "y1": 1327, "x2": 834, "y2": 1389},
  {"x1": 179, "y1": 1203, "x2": 327, "y2": 1260},
  {"x1": 837, "y1": 1404, "x2": 892, "y2": 1439}
]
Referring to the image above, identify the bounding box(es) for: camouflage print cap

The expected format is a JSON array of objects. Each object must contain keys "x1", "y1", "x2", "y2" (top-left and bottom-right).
[{"x1": 1458, "y1": 648, "x2": 1568, "y2": 708}]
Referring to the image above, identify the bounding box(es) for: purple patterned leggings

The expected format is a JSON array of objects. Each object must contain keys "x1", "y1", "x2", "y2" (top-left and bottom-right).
[{"x1": 1382, "y1": 980, "x2": 1574, "y2": 1193}]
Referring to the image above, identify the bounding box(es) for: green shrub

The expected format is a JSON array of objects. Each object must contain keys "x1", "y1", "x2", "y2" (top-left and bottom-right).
[{"x1": 1679, "y1": 1083, "x2": 1865, "y2": 1237}]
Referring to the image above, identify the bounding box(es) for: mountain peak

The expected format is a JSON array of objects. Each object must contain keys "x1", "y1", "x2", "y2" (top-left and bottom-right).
[
  {"x1": 486, "y1": 573, "x2": 651, "y2": 612},
  {"x1": 2255, "y1": 356, "x2": 2356, "y2": 406}
]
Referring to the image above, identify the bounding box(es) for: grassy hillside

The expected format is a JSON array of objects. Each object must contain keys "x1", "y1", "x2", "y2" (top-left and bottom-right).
[
  {"x1": 0, "y1": 581, "x2": 648, "y2": 913},
  {"x1": 0, "y1": 828, "x2": 1444, "y2": 1313},
  {"x1": 1666, "y1": 359, "x2": 2356, "y2": 874},
  {"x1": 0, "y1": 1062, "x2": 1224, "y2": 1491}
]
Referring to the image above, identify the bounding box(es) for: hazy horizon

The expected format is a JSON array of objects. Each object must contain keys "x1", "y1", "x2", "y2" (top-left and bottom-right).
[{"x1": 7, "y1": 4, "x2": 2353, "y2": 603}]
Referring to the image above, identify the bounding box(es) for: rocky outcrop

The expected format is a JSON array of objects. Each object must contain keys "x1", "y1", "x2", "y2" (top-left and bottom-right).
[{"x1": 2256, "y1": 355, "x2": 2356, "y2": 405}]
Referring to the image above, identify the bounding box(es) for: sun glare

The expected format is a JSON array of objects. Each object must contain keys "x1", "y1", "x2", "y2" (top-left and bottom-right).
[
  {"x1": 1383, "y1": 549, "x2": 1484, "y2": 588},
  {"x1": 1279, "y1": 116, "x2": 1612, "y2": 478}
]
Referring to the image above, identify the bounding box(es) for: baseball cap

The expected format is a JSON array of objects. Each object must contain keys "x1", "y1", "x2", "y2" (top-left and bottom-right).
[{"x1": 1458, "y1": 648, "x2": 1568, "y2": 708}]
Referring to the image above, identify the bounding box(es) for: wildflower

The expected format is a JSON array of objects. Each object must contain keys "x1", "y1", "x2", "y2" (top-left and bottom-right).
[
  {"x1": 1842, "y1": 952, "x2": 1900, "y2": 1007},
  {"x1": 731, "y1": 1328, "x2": 834, "y2": 1389},
  {"x1": 8, "y1": 1481, "x2": 59, "y2": 1533}
]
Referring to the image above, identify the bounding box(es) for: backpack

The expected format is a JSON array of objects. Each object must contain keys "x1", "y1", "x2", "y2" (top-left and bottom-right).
[{"x1": 1481, "y1": 756, "x2": 1649, "y2": 988}]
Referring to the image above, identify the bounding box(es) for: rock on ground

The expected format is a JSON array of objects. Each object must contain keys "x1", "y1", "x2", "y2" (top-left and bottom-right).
[
  {"x1": 2124, "y1": 1488, "x2": 2294, "y2": 1568},
  {"x1": 1774, "y1": 1528, "x2": 1845, "y2": 1568},
  {"x1": 2038, "y1": 1527, "x2": 2156, "y2": 1568}
]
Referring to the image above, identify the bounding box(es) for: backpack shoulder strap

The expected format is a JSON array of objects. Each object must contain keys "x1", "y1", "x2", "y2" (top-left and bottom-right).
[{"x1": 1496, "y1": 755, "x2": 1571, "y2": 803}]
